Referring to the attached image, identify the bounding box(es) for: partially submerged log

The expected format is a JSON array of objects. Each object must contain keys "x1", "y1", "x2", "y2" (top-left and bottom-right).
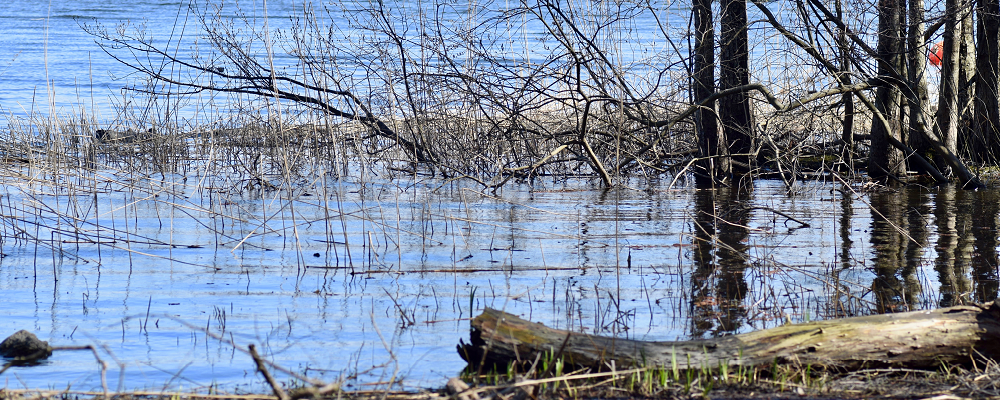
[{"x1": 459, "y1": 302, "x2": 1000, "y2": 371}]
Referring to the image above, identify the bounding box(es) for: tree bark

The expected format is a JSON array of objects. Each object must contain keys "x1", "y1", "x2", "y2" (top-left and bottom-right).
[
  {"x1": 906, "y1": 0, "x2": 934, "y2": 167},
  {"x1": 460, "y1": 303, "x2": 1000, "y2": 372},
  {"x1": 958, "y1": 7, "x2": 976, "y2": 122},
  {"x1": 719, "y1": 0, "x2": 755, "y2": 175},
  {"x1": 869, "y1": 0, "x2": 907, "y2": 178},
  {"x1": 838, "y1": 0, "x2": 855, "y2": 171},
  {"x1": 975, "y1": 0, "x2": 1000, "y2": 162},
  {"x1": 958, "y1": 4, "x2": 977, "y2": 156},
  {"x1": 693, "y1": 0, "x2": 728, "y2": 187},
  {"x1": 935, "y1": 0, "x2": 962, "y2": 176}
]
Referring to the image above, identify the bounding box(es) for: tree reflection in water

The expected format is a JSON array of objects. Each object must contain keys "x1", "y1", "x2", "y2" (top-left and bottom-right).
[
  {"x1": 969, "y1": 190, "x2": 1000, "y2": 302},
  {"x1": 934, "y1": 186, "x2": 969, "y2": 307},
  {"x1": 869, "y1": 189, "x2": 925, "y2": 313},
  {"x1": 690, "y1": 184, "x2": 751, "y2": 338},
  {"x1": 867, "y1": 185, "x2": 1000, "y2": 313}
]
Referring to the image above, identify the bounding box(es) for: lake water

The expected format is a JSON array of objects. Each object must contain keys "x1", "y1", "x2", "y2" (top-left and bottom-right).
[
  {"x1": 1, "y1": 167, "x2": 997, "y2": 392},
  {"x1": 0, "y1": 0, "x2": 972, "y2": 394},
  {"x1": 0, "y1": 0, "x2": 911, "y2": 127}
]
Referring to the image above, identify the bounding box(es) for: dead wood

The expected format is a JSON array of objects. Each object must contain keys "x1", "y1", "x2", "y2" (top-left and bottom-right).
[{"x1": 459, "y1": 302, "x2": 1000, "y2": 372}]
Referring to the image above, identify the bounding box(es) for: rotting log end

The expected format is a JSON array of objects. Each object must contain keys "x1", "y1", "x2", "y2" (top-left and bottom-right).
[
  {"x1": 457, "y1": 308, "x2": 533, "y2": 372},
  {"x1": 457, "y1": 329, "x2": 488, "y2": 367},
  {"x1": 972, "y1": 301, "x2": 1000, "y2": 361}
]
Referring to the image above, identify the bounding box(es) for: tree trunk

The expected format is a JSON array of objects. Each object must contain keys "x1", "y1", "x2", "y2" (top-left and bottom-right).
[
  {"x1": 958, "y1": 8, "x2": 976, "y2": 121},
  {"x1": 693, "y1": 0, "x2": 728, "y2": 187},
  {"x1": 958, "y1": 5, "x2": 977, "y2": 156},
  {"x1": 869, "y1": 0, "x2": 907, "y2": 178},
  {"x1": 460, "y1": 303, "x2": 1000, "y2": 372},
  {"x1": 799, "y1": 0, "x2": 978, "y2": 185},
  {"x1": 935, "y1": 0, "x2": 962, "y2": 176},
  {"x1": 975, "y1": 0, "x2": 1000, "y2": 163},
  {"x1": 838, "y1": 0, "x2": 855, "y2": 171},
  {"x1": 719, "y1": 0, "x2": 754, "y2": 176},
  {"x1": 906, "y1": 0, "x2": 934, "y2": 166}
]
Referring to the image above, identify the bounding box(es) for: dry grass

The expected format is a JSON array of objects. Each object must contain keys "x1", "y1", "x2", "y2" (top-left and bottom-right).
[{"x1": 4, "y1": 360, "x2": 1000, "y2": 400}]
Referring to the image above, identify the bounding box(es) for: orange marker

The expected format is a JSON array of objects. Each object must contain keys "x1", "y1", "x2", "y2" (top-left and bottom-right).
[{"x1": 929, "y1": 42, "x2": 943, "y2": 67}]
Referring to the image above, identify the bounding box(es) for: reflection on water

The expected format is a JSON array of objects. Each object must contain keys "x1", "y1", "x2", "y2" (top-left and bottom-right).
[
  {"x1": 866, "y1": 186, "x2": 1000, "y2": 312},
  {"x1": 935, "y1": 189, "x2": 1000, "y2": 306},
  {"x1": 869, "y1": 189, "x2": 923, "y2": 313},
  {"x1": 0, "y1": 175, "x2": 998, "y2": 392},
  {"x1": 934, "y1": 187, "x2": 966, "y2": 308},
  {"x1": 691, "y1": 185, "x2": 751, "y2": 338},
  {"x1": 970, "y1": 191, "x2": 1000, "y2": 302}
]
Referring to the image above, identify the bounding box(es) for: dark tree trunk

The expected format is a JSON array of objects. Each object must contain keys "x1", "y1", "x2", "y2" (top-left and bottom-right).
[
  {"x1": 838, "y1": 0, "x2": 855, "y2": 171},
  {"x1": 975, "y1": 0, "x2": 1000, "y2": 162},
  {"x1": 693, "y1": 0, "x2": 728, "y2": 186},
  {"x1": 906, "y1": 0, "x2": 933, "y2": 165},
  {"x1": 869, "y1": 0, "x2": 907, "y2": 178},
  {"x1": 958, "y1": 9, "x2": 976, "y2": 120},
  {"x1": 719, "y1": 0, "x2": 754, "y2": 176},
  {"x1": 935, "y1": 0, "x2": 961, "y2": 176}
]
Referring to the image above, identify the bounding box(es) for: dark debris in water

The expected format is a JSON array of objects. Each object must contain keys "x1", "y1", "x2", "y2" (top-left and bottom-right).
[{"x1": 0, "y1": 330, "x2": 51, "y2": 361}]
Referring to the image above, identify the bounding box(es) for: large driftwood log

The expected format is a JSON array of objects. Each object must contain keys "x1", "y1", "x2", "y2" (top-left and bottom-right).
[{"x1": 459, "y1": 302, "x2": 1000, "y2": 371}]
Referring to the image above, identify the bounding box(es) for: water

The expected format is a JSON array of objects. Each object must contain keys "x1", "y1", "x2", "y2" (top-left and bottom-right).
[
  {"x1": 0, "y1": 168, "x2": 997, "y2": 392},
  {"x1": 0, "y1": 0, "x2": 179, "y2": 121},
  {"x1": 0, "y1": 0, "x2": 977, "y2": 394},
  {"x1": 0, "y1": 0, "x2": 889, "y2": 127}
]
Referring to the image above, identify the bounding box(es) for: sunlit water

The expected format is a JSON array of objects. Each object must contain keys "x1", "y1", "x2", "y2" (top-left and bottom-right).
[
  {"x1": 0, "y1": 168, "x2": 997, "y2": 392},
  {"x1": 0, "y1": 0, "x2": 914, "y2": 127},
  {"x1": 0, "y1": 0, "x2": 973, "y2": 393}
]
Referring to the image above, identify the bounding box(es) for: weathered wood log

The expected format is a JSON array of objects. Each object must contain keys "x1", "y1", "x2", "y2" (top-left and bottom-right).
[{"x1": 458, "y1": 302, "x2": 1000, "y2": 372}]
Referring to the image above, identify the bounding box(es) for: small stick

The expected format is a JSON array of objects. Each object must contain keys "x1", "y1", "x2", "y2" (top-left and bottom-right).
[
  {"x1": 750, "y1": 206, "x2": 810, "y2": 227},
  {"x1": 248, "y1": 344, "x2": 290, "y2": 400}
]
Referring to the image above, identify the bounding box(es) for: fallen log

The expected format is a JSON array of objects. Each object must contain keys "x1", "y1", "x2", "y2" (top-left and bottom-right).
[{"x1": 458, "y1": 302, "x2": 1000, "y2": 372}]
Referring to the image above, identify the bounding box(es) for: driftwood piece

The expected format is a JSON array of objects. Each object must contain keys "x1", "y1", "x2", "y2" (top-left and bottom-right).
[{"x1": 459, "y1": 303, "x2": 1000, "y2": 371}]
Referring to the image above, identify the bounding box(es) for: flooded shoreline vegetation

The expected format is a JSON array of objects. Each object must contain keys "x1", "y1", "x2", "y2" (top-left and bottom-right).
[
  {"x1": 71, "y1": 0, "x2": 998, "y2": 188},
  {"x1": 0, "y1": 0, "x2": 1000, "y2": 394},
  {"x1": 79, "y1": 0, "x2": 887, "y2": 187},
  {"x1": 0, "y1": 117, "x2": 998, "y2": 391}
]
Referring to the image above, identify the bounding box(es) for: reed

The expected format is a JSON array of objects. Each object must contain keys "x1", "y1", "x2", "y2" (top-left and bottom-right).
[{"x1": 70, "y1": 0, "x2": 867, "y2": 189}]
